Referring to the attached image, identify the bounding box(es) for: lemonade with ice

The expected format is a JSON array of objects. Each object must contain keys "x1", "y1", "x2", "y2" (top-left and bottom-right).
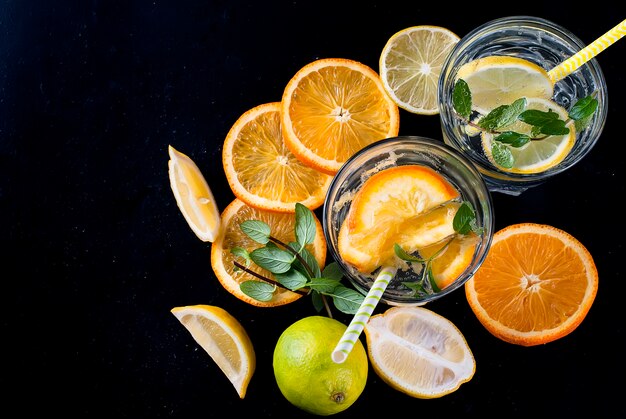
[{"x1": 438, "y1": 16, "x2": 608, "y2": 195}]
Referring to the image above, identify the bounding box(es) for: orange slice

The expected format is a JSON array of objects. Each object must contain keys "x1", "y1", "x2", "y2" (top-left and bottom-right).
[
  {"x1": 210, "y1": 198, "x2": 326, "y2": 307},
  {"x1": 337, "y1": 165, "x2": 460, "y2": 274},
  {"x1": 223, "y1": 102, "x2": 333, "y2": 213},
  {"x1": 465, "y1": 223, "x2": 598, "y2": 346},
  {"x1": 419, "y1": 234, "x2": 478, "y2": 289},
  {"x1": 281, "y1": 58, "x2": 400, "y2": 175}
]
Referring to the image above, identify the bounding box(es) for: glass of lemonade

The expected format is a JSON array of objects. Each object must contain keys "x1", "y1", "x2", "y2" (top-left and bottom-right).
[
  {"x1": 323, "y1": 136, "x2": 494, "y2": 306},
  {"x1": 438, "y1": 16, "x2": 608, "y2": 195}
]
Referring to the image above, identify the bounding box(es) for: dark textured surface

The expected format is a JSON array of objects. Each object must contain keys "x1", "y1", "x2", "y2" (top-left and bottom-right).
[{"x1": 3, "y1": 1, "x2": 625, "y2": 417}]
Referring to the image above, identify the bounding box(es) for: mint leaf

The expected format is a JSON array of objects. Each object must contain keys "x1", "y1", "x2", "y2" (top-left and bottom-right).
[
  {"x1": 311, "y1": 291, "x2": 324, "y2": 312},
  {"x1": 249, "y1": 245, "x2": 294, "y2": 273},
  {"x1": 575, "y1": 114, "x2": 593, "y2": 132},
  {"x1": 274, "y1": 268, "x2": 309, "y2": 291},
  {"x1": 394, "y1": 243, "x2": 426, "y2": 263},
  {"x1": 518, "y1": 108, "x2": 559, "y2": 125},
  {"x1": 307, "y1": 277, "x2": 340, "y2": 293},
  {"x1": 240, "y1": 281, "x2": 275, "y2": 301},
  {"x1": 569, "y1": 95, "x2": 598, "y2": 120},
  {"x1": 240, "y1": 220, "x2": 271, "y2": 244},
  {"x1": 230, "y1": 246, "x2": 250, "y2": 263},
  {"x1": 330, "y1": 286, "x2": 365, "y2": 314},
  {"x1": 453, "y1": 79, "x2": 472, "y2": 120},
  {"x1": 478, "y1": 98, "x2": 526, "y2": 131},
  {"x1": 539, "y1": 119, "x2": 569, "y2": 136},
  {"x1": 321, "y1": 262, "x2": 344, "y2": 281},
  {"x1": 492, "y1": 141, "x2": 514, "y2": 168},
  {"x1": 288, "y1": 241, "x2": 321, "y2": 278},
  {"x1": 295, "y1": 203, "x2": 316, "y2": 246},
  {"x1": 495, "y1": 131, "x2": 530, "y2": 148},
  {"x1": 453, "y1": 201, "x2": 475, "y2": 235}
]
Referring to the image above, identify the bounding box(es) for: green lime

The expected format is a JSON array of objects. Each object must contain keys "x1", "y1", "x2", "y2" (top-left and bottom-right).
[{"x1": 273, "y1": 316, "x2": 368, "y2": 416}]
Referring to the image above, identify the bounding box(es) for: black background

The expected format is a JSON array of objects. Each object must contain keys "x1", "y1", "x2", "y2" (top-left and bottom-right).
[{"x1": 3, "y1": 1, "x2": 625, "y2": 417}]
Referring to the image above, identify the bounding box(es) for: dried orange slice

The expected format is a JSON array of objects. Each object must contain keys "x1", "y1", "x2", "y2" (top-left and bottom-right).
[
  {"x1": 337, "y1": 165, "x2": 460, "y2": 274},
  {"x1": 465, "y1": 223, "x2": 598, "y2": 346},
  {"x1": 171, "y1": 305, "x2": 255, "y2": 398},
  {"x1": 210, "y1": 198, "x2": 327, "y2": 307},
  {"x1": 281, "y1": 58, "x2": 400, "y2": 175},
  {"x1": 223, "y1": 102, "x2": 333, "y2": 213}
]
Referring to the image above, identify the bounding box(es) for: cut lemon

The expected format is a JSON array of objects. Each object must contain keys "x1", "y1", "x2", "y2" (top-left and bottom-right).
[
  {"x1": 420, "y1": 233, "x2": 478, "y2": 289},
  {"x1": 465, "y1": 223, "x2": 598, "y2": 346},
  {"x1": 210, "y1": 198, "x2": 326, "y2": 307},
  {"x1": 456, "y1": 55, "x2": 554, "y2": 114},
  {"x1": 338, "y1": 165, "x2": 460, "y2": 274},
  {"x1": 364, "y1": 306, "x2": 475, "y2": 398},
  {"x1": 481, "y1": 97, "x2": 576, "y2": 174},
  {"x1": 281, "y1": 58, "x2": 400, "y2": 175},
  {"x1": 171, "y1": 304, "x2": 255, "y2": 398},
  {"x1": 223, "y1": 102, "x2": 333, "y2": 213},
  {"x1": 380, "y1": 25, "x2": 460, "y2": 115},
  {"x1": 168, "y1": 145, "x2": 221, "y2": 242}
]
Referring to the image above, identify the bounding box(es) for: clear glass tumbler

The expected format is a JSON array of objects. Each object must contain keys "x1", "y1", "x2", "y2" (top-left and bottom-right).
[
  {"x1": 323, "y1": 136, "x2": 494, "y2": 306},
  {"x1": 438, "y1": 16, "x2": 608, "y2": 195}
]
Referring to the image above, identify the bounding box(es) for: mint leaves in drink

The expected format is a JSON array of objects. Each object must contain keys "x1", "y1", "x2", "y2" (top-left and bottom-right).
[
  {"x1": 231, "y1": 203, "x2": 364, "y2": 316},
  {"x1": 452, "y1": 79, "x2": 598, "y2": 168}
]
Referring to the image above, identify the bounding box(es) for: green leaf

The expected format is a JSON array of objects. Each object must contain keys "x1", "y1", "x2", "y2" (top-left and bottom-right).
[
  {"x1": 453, "y1": 201, "x2": 476, "y2": 235},
  {"x1": 249, "y1": 246, "x2": 294, "y2": 273},
  {"x1": 495, "y1": 131, "x2": 530, "y2": 147},
  {"x1": 274, "y1": 268, "x2": 308, "y2": 291},
  {"x1": 478, "y1": 98, "x2": 526, "y2": 131},
  {"x1": 240, "y1": 220, "x2": 271, "y2": 244},
  {"x1": 492, "y1": 141, "x2": 514, "y2": 168},
  {"x1": 240, "y1": 281, "x2": 275, "y2": 302},
  {"x1": 330, "y1": 286, "x2": 365, "y2": 314},
  {"x1": 295, "y1": 203, "x2": 316, "y2": 246},
  {"x1": 427, "y1": 265, "x2": 441, "y2": 293},
  {"x1": 288, "y1": 241, "x2": 321, "y2": 278},
  {"x1": 569, "y1": 95, "x2": 598, "y2": 121},
  {"x1": 307, "y1": 277, "x2": 340, "y2": 293},
  {"x1": 311, "y1": 290, "x2": 324, "y2": 312},
  {"x1": 575, "y1": 113, "x2": 594, "y2": 132},
  {"x1": 394, "y1": 243, "x2": 426, "y2": 263},
  {"x1": 321, "y1": 262, "x2": 344, "y2": 281},
  {"x1": 518, "y1": 108, "x2": 560, "y2": 125},
  {"x1": 453, "y1": 79, "x2": 472, "y2": 120},
  {"x1": 402, "y1": 281, "x2": 426, "y2": 295},
  {"x1": 230, "y1": 246, "x2": 251, "y2": 263},
  {"x1": 539, "y1": 119, "x2": 569, "y2": 136}
]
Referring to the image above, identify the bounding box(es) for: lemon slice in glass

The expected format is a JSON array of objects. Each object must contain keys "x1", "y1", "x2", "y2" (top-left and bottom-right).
[
  {"x1": 457, "y1": 56, "x2": 554, "y2": 114},
  {"x1": 481, "y1": 97, "x2": 576, "y2": 174}
]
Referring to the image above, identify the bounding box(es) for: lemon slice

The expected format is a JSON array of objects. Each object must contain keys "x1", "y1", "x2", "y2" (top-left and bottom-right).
[
  {"x1": 168, "y1": 145, "x2": 221, "y2": 242},
  {"x1": 456, "y1": 56, "x2": 554, "y2": 114},
  {"x1": 379, "y1": 25, "x2": 460, "y2": 115},
  {"x1": 364, "y1": 306, "x2": 475, "y2": 398},
  {"x1": 481, "y1": 97, "x2": 576, "y2": 174},
  {"x1": 171, "y1": 305, "x2": 256, "y2": 398}
]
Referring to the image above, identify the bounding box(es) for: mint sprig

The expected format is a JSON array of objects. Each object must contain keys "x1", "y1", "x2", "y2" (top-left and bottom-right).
[
  {"x1": 230, "y1": 203, "x2": 364, "y2": 316},
  {"x1": 452, "y1": 79, "x2": 599, "y2": 168}
]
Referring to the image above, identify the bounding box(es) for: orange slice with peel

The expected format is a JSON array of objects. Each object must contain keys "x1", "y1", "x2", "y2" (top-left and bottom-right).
[
  {"x1": 281, "y1": 58, "x2": 400, "y2": 175},
  {"x1": 223, "y1": 102, "x2": 333, "y2": 213},
  {"x1": 210, "y1": 198, "x2": 326, "y2": 307},
  {"x1": 419, "y1": 233, "x2": 478, "y2": 289},
  {"x1": 337, "y1": 165, "x2": 460, "y2": 274},
  {"x1": 465, "y1": 223, "x2": 598, "y2": 346}
]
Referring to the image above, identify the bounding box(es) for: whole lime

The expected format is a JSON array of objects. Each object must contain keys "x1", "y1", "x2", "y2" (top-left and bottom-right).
[{"x1": 273, "y1": 316, "x2": 368, "y2": 416}]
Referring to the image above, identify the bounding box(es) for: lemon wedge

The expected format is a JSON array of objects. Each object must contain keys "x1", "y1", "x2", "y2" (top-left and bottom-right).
[
  {"x1": 171, "y1": 305, "x2": 256, "y2": 398},
  {"x1": 364, "y1": 306, "x2": 475, "y2": 398},
  {"x1": 168, "y1": 145, "x2": 221, "y2": 242}
]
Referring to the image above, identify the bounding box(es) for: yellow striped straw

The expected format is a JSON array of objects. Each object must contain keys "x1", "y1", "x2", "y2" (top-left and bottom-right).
[
  {"x1": 331, "y1": 266, "x2": 397, "y2": 363},
  {"x1": 548, "y1": 18, "x2": 626, "y2": 84}
]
